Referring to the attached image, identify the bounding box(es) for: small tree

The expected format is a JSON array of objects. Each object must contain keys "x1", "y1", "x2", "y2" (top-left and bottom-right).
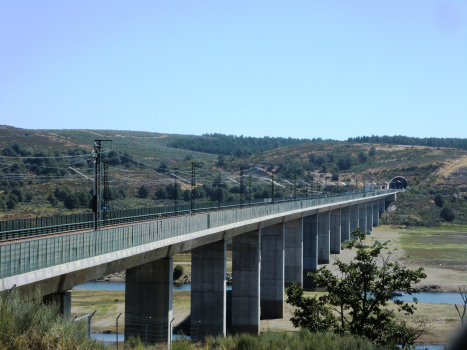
[
  {"x1": 286, "y1": 229, "x2": 427, "y2": 348},
  {"x1": 434, "y1": 194, "x2": 444, "y2": 207},
  {"x1": 440, "y1": 207, "x2": 455, "y2": 222},
  {"x1": 173, "y1": 265, "x2": 184, "y2": 280},
  {"x1": 454, "y1": 288, "x2": 467, "y2": 326},
  {"x1": 331, "y1": 173, "x2": 339, "y2": 181},
  {"x1": 137, "y1": 185, "x2": 150, "y2": 198},
  {"x1": 64, "y1": 193, "x2": 80, "y2": 209},
  {"x1": 369, "y1": 146, "x2": 376, "y2": 157}
]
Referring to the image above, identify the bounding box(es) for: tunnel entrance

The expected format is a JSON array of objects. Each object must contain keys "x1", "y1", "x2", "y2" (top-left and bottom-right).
[{"x1": 388, "y1": 176, "x2": 408, "y2": 189}]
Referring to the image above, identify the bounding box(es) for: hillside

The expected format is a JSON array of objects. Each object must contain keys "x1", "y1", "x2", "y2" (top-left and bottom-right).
[{"x1": 1, "y1": 125, "x2": 467, "y2": 227}]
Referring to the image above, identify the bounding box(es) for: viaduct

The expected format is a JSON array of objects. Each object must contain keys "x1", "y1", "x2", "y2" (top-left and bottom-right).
[{"x1": 0, "y1": 190, "x2": 396, "y2": 345}]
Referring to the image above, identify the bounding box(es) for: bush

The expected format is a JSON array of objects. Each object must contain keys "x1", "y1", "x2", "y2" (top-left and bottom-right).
[
  {"x1": 137, "y1": 185, "x2": 150, "y2": 198},
  {"x1": 64, "y1": 193, "x2": 80, "y2": 210},
  {"x1": 155, "y1": 187, "x2": 168, "y2": 199},
  {"x1": 47, "y1": 194, "x2": 58, "y2": 206},
  {"x1": 440, "y1": 207, "x2": 455, "y2": 222},
  {"x1": 173, "y1": 265, "x2": 184, "y2": 280},
  {"x1": 331, "y1": 173, "x2": 339, "y2": 181},
  {"x1": 434, "y1": 194, "x2": 444, "y2": 207},
  {"x1": 25, "y1": 191, "x2": 34, "y2": 202},
  {"x1": 6, "y1": 198, "x2": 16, "y2": 210}
]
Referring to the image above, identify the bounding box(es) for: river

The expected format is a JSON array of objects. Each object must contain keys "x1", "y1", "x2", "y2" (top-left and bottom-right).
[{"x1": 74, "y1": 282, "x2": 461, "y2": 304}]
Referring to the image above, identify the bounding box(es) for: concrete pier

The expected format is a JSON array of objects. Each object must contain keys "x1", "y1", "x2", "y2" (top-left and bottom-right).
[
  {"x1": 318, "y1": 211, "x2": 330, "y2": 264},
  {"x1": 43, "y1": 291, "x2": 71, "y2": 319},
  {"x1": 373, "y1": 201, "x2": 379, "y2": 227},
  {"x1": 303, "y1": 214, "x2": 318, "y2": 288},
  {"x1": 379, "y1": 198, "x2": 385, "y2": 215},
  {"x1": 366, "y1": 201, "x2": 373, "y2": 233},
  {"x1": 358, "y1": 202, "x2": 367, "y2": 233},
  {"x1": 350, "y1": 204, "x2": 359, "y2": 237},
  {"x1": 330, "y1": 209, "x2": 341, "y2": 254},
  {"x1": 231, "y1": 230, "x2": 261, "y2": 334},
  {"x1": 191, "y1": 240, "x2": 226, "y2": 339},
  {"x1": 260, "y1": 224, "x2": 284, "y2": 319},
  {"x1": 125, "y1": 258, "x2": 173, "y2": 346},
  {"x1": 340, "y1": 206, "x2": 351, "y2": 242},
  {"x1": 284, "y1": 218, "x2": 303, "y2": 287}
]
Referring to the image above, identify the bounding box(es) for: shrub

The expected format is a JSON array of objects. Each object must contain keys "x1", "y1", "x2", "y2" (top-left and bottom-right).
[
  {"x1": 25, "y1": 191, "x2": 34, "y2": 202},
  {"x1": 173, "y1": 265, "x2": 184, "y2": 280},
  {"x1": 6, "y1": 198, "x2": 16, "y2": 210},
  {"x1": 440, "y1": 207, "x2": 455, "y2": 222},
  {"x1": 47, "y1": 194, "x2": 58, "y2": 206},
  {"x1": 434, "y1": 194, "x2": 444, "y2": 207},
  {"x1": 64, "y1": 193, "x2": 80, "y2": 210},
  {"x1": 137, "y1": 185, "x2": 150, "y2": 198}
]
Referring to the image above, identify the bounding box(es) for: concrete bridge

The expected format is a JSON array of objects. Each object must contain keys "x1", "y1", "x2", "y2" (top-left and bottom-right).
[{"x1": 0, "y1": 190, "x2": 396, "y2": 345}]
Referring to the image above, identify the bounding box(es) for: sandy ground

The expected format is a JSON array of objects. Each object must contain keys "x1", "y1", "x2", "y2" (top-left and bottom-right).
[{"x1": 72, "y1": 226, "x2": 467, "y2": 345}]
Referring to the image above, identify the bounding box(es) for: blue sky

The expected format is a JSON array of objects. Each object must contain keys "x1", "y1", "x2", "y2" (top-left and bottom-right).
[{"x1": 1, "y1": 1, "x2": 466, "y2": 140}]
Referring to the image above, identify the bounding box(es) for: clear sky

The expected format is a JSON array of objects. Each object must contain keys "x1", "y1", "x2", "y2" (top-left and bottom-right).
[{"x1": 1, "y1": 1, "x2": 466, "y2": 140}]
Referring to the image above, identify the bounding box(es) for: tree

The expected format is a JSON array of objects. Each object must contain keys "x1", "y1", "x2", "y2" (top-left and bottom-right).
[
  {"x1": 47, "y1": 194, "x2": 58, "y2": 206},
  {"x1": 137, "y1": 185, "x2": 150, "y2": 198},
  {"x1": 64, "y1": 193, "x2": 80, "y2": 209},
  {"x1": 183, "y1": 189, "x2": 191, "y2": 201},
  {"x1": 155, "y1": 187, "x2": 168, "y2": 200},
  {"x1": 440, "y1": 207, "x2": 455, "y2": 222},
  {"x1": 454, "y1": 288, "x2": 467, "y2": 326},
  {"x1": 331, "y1": 173, "x2": 339, "y2": 181},
  {"x1": 358, "y1": 152, "x2": 368, "y2": 163},
  {"x1": 217, "y1": 154, "x2": 226, "y2": 166},
  {"x1": 286, "y1": 229, "x2": 426, "y2": 348},
  {"x1": 6, "y1": 198, "x2": 16, "y2": 210},
  {"x1": 369, "y1": 146, "x2": 376, "y2": 157},
  {"x1": 434, "y1": 194, "x2": 444, "y2": 208}
]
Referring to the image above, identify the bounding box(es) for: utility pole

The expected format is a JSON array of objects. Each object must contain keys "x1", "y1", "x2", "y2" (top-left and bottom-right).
[
  {"x1": 102, "y1": 162, "x2": 109, "y2": 226},
  {"x1": 92, "y1": 139, "x2": 112, "y2": 231},
  {"x1": 191, "y1": 162, "x2": 195, "y2": 214},
  {"x1": 174, "y1": 168, "x2": 179, "y2": 215},
  {"x1": 293, "y1": 174, "x2": 297, "y2": 200},
  {"x1": 240, "y1": 169, "x2": 244, "y2": 208},
  {"x1": 248, "y1": 174, "x2": 252, "y2": 206},
  {"x1": 271, "y1": 174, "x2": 275, "y2": 203},
  {"x1": 217, "y1": 172, "x2": 221, "y2": 209}
]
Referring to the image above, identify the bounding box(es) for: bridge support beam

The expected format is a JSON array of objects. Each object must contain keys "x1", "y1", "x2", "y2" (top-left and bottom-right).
[
  {"x1": 358, "y1": 203, "x2": 367, "y2": 233},
  {"x1": 366, "y1": 201, "x2": 373, "y2": 233},
  {"x1": 191, "y1": 240, "x2": 226, "y2": 340},
  {"x1": 125, "y1": 258, "x2": 173, "y2": 346},
  {"x1": 303, "y1": 214, "x2": 318, "y2": 288},
  {"x1": 330, "y1": 209, "x2": 341, "y2": 254},
  {"x1": 231, "y1": 230, "x2": 260, "y2": 335},
  {"x1": 373, "y1": 201, "x2": 379, "y2": 227},
  {"x1": 349, "y1": 204, "x2": 359, "y2": 238},
  {"x1": 260, "y1": 223, "x2": 284, "y2": 319},
  {"x1": 43, "y1": 291, "x2": 71, "y2": 319},
  {"x1": 340, "y1": 206, "x2": 350, "y2": 242},
  {"x1": 284, "y1": 219, "x2": 303, "y2": 288},
  {"x1": 318, "y1": 211, "x2": 330, "y2": 264}
]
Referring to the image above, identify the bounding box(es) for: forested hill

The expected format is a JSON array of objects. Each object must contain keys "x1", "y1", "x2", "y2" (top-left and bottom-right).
[
  {"x1": 348, "y1": 135, "x2": 467, "y2": 150},
  {"x1": 167, "y1": 133, "x2": 335, "y2": 156}
]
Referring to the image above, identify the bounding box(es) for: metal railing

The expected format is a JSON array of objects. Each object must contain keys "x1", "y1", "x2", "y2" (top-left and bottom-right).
[
  {"x1": 0, "y1": 189, "x2": 389, "y2": 241},
  {"x1": 0, "y1": 190, "x2": 395, "y2": 280}
]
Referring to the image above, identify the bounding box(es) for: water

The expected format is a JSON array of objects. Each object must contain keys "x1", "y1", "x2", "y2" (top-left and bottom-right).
[
  {"x1": 394, "y1": 292, "x2": 465, "y2": 305},
  {"x1": 91, "y1": 333, "x2": 190, "y2": 343},
  {"x1": 74, "y1": 281, "x2": 232, "y2": 291}
]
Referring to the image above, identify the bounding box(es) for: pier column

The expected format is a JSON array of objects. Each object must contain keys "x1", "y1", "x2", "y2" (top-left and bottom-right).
[
  {"x1": 379, "y1": 199, "x2": 385, "y2": 215},
  {"x1": 303, "y1": 214, "x2": 318, "y2": 288},
  {"x1": 358, "y1": 202, "x2": 367, "y2": 233},
  {"x1": 350, "y1": 204, "x2": 359, "y2": 237},
  {"x1": 367, "y1": 201, "x2": 373, "y2": 233},
  {"x1": 373, "y1": 200, "x2": 379, "y2": 226},
  {"x1": 260, "y1": 223, "x2": 284, "y2": 319},
  {"x1": 191, "y1": 240, "x2": 226, "y2": 340},
  {"x1": 318, "y1": 210, "x2": 330, "y2": 264},
  {"x1": 340, "y1": 206, "x2": 351, "y2": 242},
  {"x1": 43, "y1": 291, "x2": 71, "y2": 319},
  {"x1": 125, "y1": 258, "x2": 173, "y2": 346},
  {"x1": 330, "y1": 209, "x2": 341, "y2": 254},
  {"x1": 284, "y1": 218, "x2": 303, "y2": 287},
  {"x1": 231, "y1": 230, "x2": 260, "y2": 335}
]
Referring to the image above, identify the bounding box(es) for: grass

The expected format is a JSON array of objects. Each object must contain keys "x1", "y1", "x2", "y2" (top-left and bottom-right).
[
  {"x1": 0, "y1": 289, "x2": 105, "y2": 350},
  {"x1": 399, "y1": 226, "x2": 467, "y2": 271}
]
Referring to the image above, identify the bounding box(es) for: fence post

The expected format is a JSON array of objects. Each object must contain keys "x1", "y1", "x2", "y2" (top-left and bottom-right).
[{"x1": 116, "y1": 312, "x2": 122, "y2": 350}]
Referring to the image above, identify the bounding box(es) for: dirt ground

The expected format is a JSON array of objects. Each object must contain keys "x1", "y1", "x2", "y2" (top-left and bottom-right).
[{"x1": 72, "y1": 225, "x2": 467, "y2": 345}]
